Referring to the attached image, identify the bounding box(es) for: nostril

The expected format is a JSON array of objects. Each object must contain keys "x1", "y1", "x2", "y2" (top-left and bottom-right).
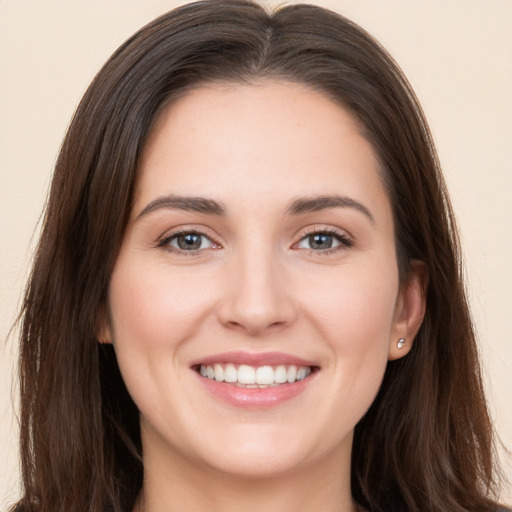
[
  {"x1": 215, "y1": 264, "x2": 298, "y2": 336},
  {"x1": 218, "y1": 302, "x2": 296, "y2": 336}
]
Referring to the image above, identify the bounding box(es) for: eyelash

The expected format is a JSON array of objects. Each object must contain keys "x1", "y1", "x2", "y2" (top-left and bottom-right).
[
  {"x1": 157, "y1": 227, "x2": 354, "y2": 256},
  {"x1": 294, "y1": 227, "x2": 354, "y2": 255},
  {"x1": 157, "y1": 228, "x2": 219, "y2": 256}
]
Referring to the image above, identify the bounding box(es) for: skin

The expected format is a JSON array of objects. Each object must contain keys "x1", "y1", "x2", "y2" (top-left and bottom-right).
[{"x1": 101, "y1": 81, "x2": 426, "y2": 512}]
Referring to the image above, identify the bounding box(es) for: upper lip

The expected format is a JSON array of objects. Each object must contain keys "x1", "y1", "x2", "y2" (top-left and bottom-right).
[{"x1": 190, "y1": 351, "x2": 318, "y2": 368}]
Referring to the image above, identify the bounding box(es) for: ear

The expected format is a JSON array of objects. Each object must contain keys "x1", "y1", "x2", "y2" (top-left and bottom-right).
[
  {"x1": 388, "y1": 260, "x2": 428, "y2": 360},
  {"x1": 96, "y1": 305, "x2": 113, "y2": 344}
]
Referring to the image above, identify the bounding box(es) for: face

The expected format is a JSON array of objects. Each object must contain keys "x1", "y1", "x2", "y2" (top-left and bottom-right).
[{"x1": 103, "y1": 81, "x2": 423, "y2": 480}]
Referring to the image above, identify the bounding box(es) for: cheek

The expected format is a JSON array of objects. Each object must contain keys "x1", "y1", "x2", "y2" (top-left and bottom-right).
[
  {"x1": 106, "y1": 257, "x2": 211, "y2": 416},
  {"x1": 299, "y1": 258, "x2": 398, "y2": 395},
  {"x1": 302, "y1": 260, "x2": 398, "y2": 341},
  {"x1": 109, "y1": 274, "x2": 170, "y2": 351},
  {"x1": 108, "y1": 257, "x2": 214, "y2": 351}
]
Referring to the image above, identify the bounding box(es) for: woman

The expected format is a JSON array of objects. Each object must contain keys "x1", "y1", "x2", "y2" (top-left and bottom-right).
[{"x1": 11, "y1": 1, "x2": 507, "y2": 511}]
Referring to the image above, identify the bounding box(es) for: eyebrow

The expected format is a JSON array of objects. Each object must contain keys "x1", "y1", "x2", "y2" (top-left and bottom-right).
[
  {"x1": 136, "y1": 193, "x2": 374, "y2": 223},
  {"x1": 286, "y1": 195, "x2": 375, "y2": 223},
  {"x1": 136, "y1": 194, "x2": 226, "y2": 219}
]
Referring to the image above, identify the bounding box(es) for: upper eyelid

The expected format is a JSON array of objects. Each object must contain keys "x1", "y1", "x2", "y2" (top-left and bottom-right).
[
  {"x1": 156, "y1": 224, "x2": 354, "y2": 248},
  {"x1": 293, "y1": 226, "x2": 355, "y2": 250},
  {"x1": 296, "y1": 225, "x2": 354, "y2": 241},
  {"x1": 157, "y1": 230, "x2": 222, "y2": 257},
  {"x1": 157, "y1": 227, "x2": 222, "y2": 250},
  {"x1": 158, "y1": 225, "x2": 218, "y2": 240}
]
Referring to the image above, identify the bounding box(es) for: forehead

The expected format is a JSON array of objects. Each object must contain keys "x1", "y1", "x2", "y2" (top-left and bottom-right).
[{"x1": 135, "y1": 80, "x2": 388, "y2": 216}]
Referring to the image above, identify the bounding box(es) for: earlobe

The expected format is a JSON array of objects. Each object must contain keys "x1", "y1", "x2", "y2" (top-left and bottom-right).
[
  {"x1": 97, "y1": 330, "x2": 112, "y2": 344},
  {"x1": 388, "y1": 260, "x2": 428, "y2": 360},
  {"x1": 96, "y1": 306, "x2": 112, "y2": 344}
]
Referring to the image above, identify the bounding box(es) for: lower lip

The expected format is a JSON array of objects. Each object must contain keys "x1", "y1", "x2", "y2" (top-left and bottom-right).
[{"x1": 195, "y1": 372, "x2": 316, "y2": 408}]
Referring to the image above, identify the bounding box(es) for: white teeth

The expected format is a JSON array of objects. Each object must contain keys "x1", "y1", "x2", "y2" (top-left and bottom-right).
[
  {"x1": 255, "y1": 365, "x2": 274, "y2": 384},
  {"x1": 214, "y1": 364, "x2": 224, "y2": 382},
  {"x1": 198, "y1": 363, "x2": 313, "y2": 385},
  {"x1": 286, "y1": 366, "x2": 297, "y2": 383},
  {"x1": 274, "y1": 365, "x2": 287, "y2": 384},
  {"x1": 238, "y1": 365, "x2": 256, "y2": 384},
  {"x1": 224, "y1": 363, "x2": 237, "y2": 383}
]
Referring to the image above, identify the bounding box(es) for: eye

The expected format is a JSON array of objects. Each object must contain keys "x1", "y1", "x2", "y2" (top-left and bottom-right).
[
  {"x1": 159, "y1": 230, "x2": 218, "y2": 253},
  {"x1": 296, "y1": 230, "x2": 353, "y2": 252}
]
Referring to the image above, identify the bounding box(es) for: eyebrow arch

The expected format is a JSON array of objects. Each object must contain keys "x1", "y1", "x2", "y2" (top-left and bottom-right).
[
  {"x1": 287, "y1": 195, "x2": 375, "y2": 224},
  {"x1": 136, "y1": 194, "x2": 226, "y2": 219}
]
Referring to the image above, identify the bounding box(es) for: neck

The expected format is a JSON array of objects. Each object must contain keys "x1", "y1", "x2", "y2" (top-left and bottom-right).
[{"x1": 138, "y1": 429, "x2": 357, "y2": 512}]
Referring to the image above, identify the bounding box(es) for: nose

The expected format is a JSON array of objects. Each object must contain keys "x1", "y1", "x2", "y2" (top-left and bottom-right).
[{"x1": 217, "y1": 247, "x2": 297, "y2": 336}]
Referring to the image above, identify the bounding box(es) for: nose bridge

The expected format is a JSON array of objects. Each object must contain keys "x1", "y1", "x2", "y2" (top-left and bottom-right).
[{"x1": 218, "y1": 235, "x2": 295, "y2": 334}]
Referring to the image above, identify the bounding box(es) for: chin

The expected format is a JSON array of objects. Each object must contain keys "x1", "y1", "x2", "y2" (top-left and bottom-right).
[
  {"x1": 202, "y1": 448, "x2": 309, "y2": 479},
  {"x1": 189, "y1": 424, "x2": 349, "y2": 480}
]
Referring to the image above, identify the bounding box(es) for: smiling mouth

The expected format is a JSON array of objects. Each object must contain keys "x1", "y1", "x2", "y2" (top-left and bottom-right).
[{"x1": 195, "y1": 363, "x2": 316, "y2": 388}]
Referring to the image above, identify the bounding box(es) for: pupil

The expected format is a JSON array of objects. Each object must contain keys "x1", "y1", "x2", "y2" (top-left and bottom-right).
[
  {"x1": 178, "y1": 234, "x2": 202, "y2": 250},
  {"x1": 310, "y1": 233, "x2": 332, "y2": 249}
]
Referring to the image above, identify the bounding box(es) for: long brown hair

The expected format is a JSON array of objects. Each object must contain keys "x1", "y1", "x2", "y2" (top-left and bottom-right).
[{"x1": 13, "y1": 1, "x2": 504, "y2": 511}]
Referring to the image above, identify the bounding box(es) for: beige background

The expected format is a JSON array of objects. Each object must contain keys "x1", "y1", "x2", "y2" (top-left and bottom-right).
[{"x1": 1, "y1": 0, "x2": 511, "y2": 508}]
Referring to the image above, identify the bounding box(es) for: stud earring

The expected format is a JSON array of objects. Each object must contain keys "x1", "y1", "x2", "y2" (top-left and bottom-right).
[{"x1": 397, "y1": 338, "x2": 406, "y2": 349}]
